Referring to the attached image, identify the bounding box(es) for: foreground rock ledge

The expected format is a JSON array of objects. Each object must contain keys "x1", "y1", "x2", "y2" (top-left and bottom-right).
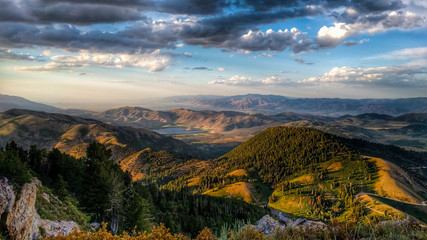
[{"x1": 0, "y1": 177, "x2": 79, "y2": 240}]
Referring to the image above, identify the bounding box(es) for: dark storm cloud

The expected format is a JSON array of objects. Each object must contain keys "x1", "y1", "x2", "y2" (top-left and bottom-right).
[
  {"x1": 0, "y1": 0, "x2": 146, "y2": 24},
  {"x1": 31, "y1": 3, "x2": 144, "y2": 24},
  {"x1": 176, "y1": 7, "x2": 322, "y2": 49},
  {"x1": 0, "y1": 23, "x2": 175, "y2": 53},
  {"x1": 156, "y1": 0, "x2": 231, "y2": 15},
  {"x1": 120, "y1": 6, "x2": 322, "y2": 53},
  {"x1": 0, "y1": 0, "x2": 231, "y2": 25},
  {"x1": 0, "y1": 0, "x2": 422, "y2": 55},
  {"x1": 240, "y1": 0, "x2": 404, "y2": 13},
  {"x1": 42, "y1": 0, "x2": 230, "y2": 14}
]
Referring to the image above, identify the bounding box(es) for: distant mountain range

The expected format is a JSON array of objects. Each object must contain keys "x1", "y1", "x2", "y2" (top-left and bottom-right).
[
  {"x1": 0, "y1": 94, "x2": 62, "y2": 113},
  {"x1": 156, "y1": 94, "x2": 427, "y2": 116},
  {"x1": 85, "y1": 107, "x2": 427, "y2": 152},
  {"x1": 2, "y1": 93, "x2": 427, "y2": 116},
  {"x1": 1, "y1": 94, "x2": 427, "y2": 152}
]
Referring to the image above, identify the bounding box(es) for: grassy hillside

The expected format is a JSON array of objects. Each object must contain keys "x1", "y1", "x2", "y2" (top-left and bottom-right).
[{"x1": 158, "y1": 126, "x2": 427, "y2": 223}]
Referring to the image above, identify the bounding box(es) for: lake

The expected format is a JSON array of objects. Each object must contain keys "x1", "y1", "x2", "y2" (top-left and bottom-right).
[{"x1": 153, "y1": 127, "x2": 202, "y2": 135}]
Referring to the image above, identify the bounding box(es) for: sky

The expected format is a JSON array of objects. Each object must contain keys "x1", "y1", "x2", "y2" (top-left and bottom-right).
[{"x1": 0, "y1": 0, "x2": 426, "y2": 109}]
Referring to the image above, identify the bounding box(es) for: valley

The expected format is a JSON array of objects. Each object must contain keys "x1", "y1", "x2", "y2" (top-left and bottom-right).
[{"x1": 0, "y1": 95, "x2": 426, "y2": 239}]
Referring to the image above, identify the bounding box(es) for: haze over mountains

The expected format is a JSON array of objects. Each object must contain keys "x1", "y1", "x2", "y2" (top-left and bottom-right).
[
  {"x1": 156, "y1": 94, "x2": 427, "y2": 116},
  {"x1": 2, "y1": 93, "x2": 427, "y2": 116},
  {"x1": 1, "y1": 94, "x2": 427, "y2": 152}
]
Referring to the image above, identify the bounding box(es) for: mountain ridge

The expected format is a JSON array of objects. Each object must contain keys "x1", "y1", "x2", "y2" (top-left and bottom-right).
[
  {"x1": 157, "y1": 94, "x2": 427, "y2": 116},
  {"x1": 0, "y1": 108, "x2": 202, "y2": 161}
]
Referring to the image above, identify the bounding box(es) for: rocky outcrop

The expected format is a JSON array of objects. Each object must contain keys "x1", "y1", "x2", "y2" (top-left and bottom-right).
[
  {"x1": 6, "y1": 178, "x2": 40, "y2": 240},
  {"x1": 255, "y1": 215, "x2": 286, "y2": 235},
  {"x1": 1, "y1": 177, "x2": 79, "y2": 239},
  {"x1": 255, "y1": 214, "x2": 326, "y2": 235},
  {"x1": 0, "y1": 177, "x2": 15, "y2": 216},
  {"x1": 38, "y1": 219, "x2": 79, "y2": 238}
]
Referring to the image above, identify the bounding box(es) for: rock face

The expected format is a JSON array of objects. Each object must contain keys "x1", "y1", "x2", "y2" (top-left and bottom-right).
[
  {"x1": 256, "y1": 215, "x2": 286, "y2": 235},
  {"x1": 5, "y1": 178, "x2": 40, "y2": 240},
  {"x1": 38, "y1": 219, "x2": 79, "y2": 238},
  {"x1": 0, "y1": 177, "x2": 15, "y2": 216},
  {"x1": 0, "y1": 177, "x2": 79, "y2": 239},
  {"x1": 255, "y1": 214, "x2": 326, "y2": 235}
]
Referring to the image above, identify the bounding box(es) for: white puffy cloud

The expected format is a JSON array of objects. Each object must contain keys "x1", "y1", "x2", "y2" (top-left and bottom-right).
[
  {"x1": 15, "y1": 50, "x2": 172, "y2": 72},
  {"x1": 209, "y1": 75, "x2": 290, "y2": 86},
  {"x1": 227, "y1": 28, "x2": 313, "y2": 53},
  {"x1": 316, "y1": 11, "x2": 425, "y2": 48},
  {"x1": 300, "y1": 65, "x2": 427, "y2": 87}
]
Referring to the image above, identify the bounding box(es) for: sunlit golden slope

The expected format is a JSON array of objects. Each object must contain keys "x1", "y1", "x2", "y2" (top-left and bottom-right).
[{"x1": 365, "y1": 156, "x2": 424, "y2": 203}]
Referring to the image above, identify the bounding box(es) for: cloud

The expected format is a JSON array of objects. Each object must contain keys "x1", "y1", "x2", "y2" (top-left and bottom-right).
[
  {"x1": 225, "y1": 28, "x2": 314, "y2": 54},
  {"x1": 217, "y1": 67, "x2": 226, "y2": 71},
  {"x1": 299, "y1": 65, "x2": 427, "y2": 87},
  {"x1": 0, "y1": 0, "x2": 145, "y2": 24},
  {"x1": 377, "y1": 47, "x2": 427, "y2": 60},
  {"x1": 0, "y1": 48, "x2": 36, "y2": 61},
  {"x1": 0, "y1": 0, "x2": 232, "y2": 24},
  {"x1": 15, "y1": 50, "x2": 172, "y2": 72},
  {"x1": 316, "y1": 11, "x2": 425, "y2": 48},
  {"x1": 295, "y1": 58, "x2": 313, "y2": 65},
  {"x1": 253, "y1": 52, "x2": 276, "y2": 59},
  {"x1": 0, "y1": 22, "x2": 176, "y2": 54},
  {"x1": 192, "y1": 66, "x2": 212, "y2": 70},
  {"x1": 342, "y1": 39, "x2": 369, "y2": 46},
  {"x1": 209, "y1": 75, "x2": 291, "y2": 86},
  {"x1": 0, "y1": 0, "x2": 424, "y2": 58},
  {"x1": 15, "y1": 62, "x2": 85, "y2": 72}
]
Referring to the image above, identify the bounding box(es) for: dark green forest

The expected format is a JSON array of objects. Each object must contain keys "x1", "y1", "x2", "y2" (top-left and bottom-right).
[{"x1": 0, "y1": 141, "x2": 266, "y2": 237}]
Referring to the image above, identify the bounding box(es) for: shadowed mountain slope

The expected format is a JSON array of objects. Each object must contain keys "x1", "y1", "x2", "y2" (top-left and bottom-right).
[{"x1": 0, "y1": 109, "x2": 202, "y2": 160}]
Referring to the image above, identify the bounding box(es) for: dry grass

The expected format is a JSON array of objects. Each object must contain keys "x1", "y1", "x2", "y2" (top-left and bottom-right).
[
  {"x1": 268, "y1": 190, "x2": 308, "y2": 217},
  {"x1": 357, "y1": 194, "x2": 402, "y2": 218},
  {"x1": 227, "y1": 169, "x2": 248, "y2": 177},
  {"x1": 204, "y1": 182, "x2": 254, "y2": 203},
  {"x1": 327, "y1": 162, "x2": 342, "y2": 172},
  {"x1": 367, "y1": 156, "x2": 420, "y2": 203},
  {"x1": 187, "y1": 177, "x2": 200, "y2": 187},
  {"x1": 55, "y1": 124, "x2": 126, "y2": 158},
  {"x1": 290, "y1": 174, "x2": 314, "y2": 185},
  {"x1": 119, "y1": 150, "x2": 148, "y2": 181}
]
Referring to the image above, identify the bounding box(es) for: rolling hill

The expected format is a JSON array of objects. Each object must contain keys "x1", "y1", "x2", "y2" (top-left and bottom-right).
[
  {"x1": 86, "y1": 107, "x2": 427, "y2": 153},
  {"x1": 89, "y1": 106, "x2": 280, "y2": 133},
  {"x1": 284, "y1": 113, "x2": 427, "y2": 151},
  {"x1": 0, "y1": 109, "x2": 202, "y2": 161},
  {"x1": 1, "y1": 106, "x2": 426, "y2": 225},
  {"x1": 154, "y1": 126, "x2": 426, "y2": 222}
]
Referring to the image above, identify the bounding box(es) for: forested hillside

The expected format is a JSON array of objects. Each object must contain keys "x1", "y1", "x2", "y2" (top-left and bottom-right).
[
  {"x1": 0, "y1": 141, "x2": 266, "y2": 239},
  {"x1": 159, "y1": 127, "x2": 426, "y2": 223}
]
